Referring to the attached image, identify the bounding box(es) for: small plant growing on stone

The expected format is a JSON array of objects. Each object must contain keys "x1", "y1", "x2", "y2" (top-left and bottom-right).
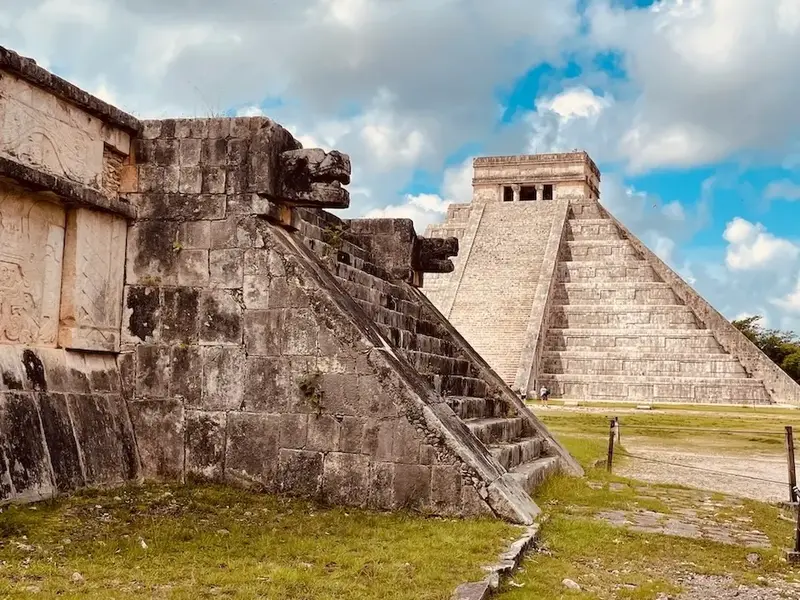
[
  {"x1": 322, "y1": 224, "x2": 347, "y2": 262},
  {"x1": 297, "y1": 371, "x2": 324, "y2": 416},
  {"x1": 172, "y1": 239, "x2": 184, "y2": 252}
]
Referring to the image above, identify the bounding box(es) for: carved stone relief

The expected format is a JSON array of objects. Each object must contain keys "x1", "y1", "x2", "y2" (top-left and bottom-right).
[
  {"x1": 59, "y1": 208, "x2": 127, "y2": 352},
  {"x1": 0, "y1": 184, "x2": 65, "y2": 347},
  {"x1": 0, "y1": 73, "x2": 104, "y2": 189}
]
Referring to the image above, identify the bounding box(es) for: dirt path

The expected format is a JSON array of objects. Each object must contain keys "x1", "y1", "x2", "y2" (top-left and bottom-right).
[{"x1": 616, "y1": 438, "x2": 790, "y2": 503}]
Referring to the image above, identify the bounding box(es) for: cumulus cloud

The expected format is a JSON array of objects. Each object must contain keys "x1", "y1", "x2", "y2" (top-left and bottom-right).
[
  {"x1": 583, "y1": 0, "x2": 800, "y2": 170},
  {"x1": 723, "y1": 217, "x2": 799, "y2": 271}
]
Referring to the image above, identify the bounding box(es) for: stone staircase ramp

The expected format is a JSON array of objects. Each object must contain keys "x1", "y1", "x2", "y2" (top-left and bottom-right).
[
  {"x1": 446, "y1": 202, "x2": 563, "y2": 383},
  {"x1": 297, "y1": 209, "x2": 561, "y2": 489}
]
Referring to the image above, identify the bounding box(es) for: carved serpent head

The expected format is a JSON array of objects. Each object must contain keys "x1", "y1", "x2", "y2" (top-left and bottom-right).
[{"x1": 250, "y1": 119, "x2": 351, "y2": 210}]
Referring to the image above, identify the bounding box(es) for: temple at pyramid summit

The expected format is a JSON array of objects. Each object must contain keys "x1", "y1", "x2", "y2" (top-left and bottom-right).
[{"x1": 423, "y1": 152, "x2": 800, "y2": 405}]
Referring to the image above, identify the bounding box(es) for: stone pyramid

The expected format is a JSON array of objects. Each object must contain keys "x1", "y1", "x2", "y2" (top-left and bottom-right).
[{"x1": 424, "y1": 153, "x2": 800, "y2": 405}]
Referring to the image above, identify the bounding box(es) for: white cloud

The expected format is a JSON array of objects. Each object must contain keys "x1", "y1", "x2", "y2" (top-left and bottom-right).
[
  {"x1": 364, "y1": 193, "x2": 452, "y2": 234},
  {"x1": 764, "y1": 179, "x2": 800, "y2": 201},
  {"x1": 538, "y1": 86, "x2": 611, "y2": 121},
  {"x1": 723, "y1": 217, "x2": 799, "y2": 271},
  {"x1": 773, "y1": 277, "x2": 800, "y2": 313}
]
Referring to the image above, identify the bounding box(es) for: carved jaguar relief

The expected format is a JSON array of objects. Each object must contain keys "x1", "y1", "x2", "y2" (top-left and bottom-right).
[{"x1": 0, "y1": 186, "x2": 65, "y2": 347}]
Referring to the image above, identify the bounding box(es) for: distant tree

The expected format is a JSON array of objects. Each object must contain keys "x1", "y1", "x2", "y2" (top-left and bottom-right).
[{"x1": 732, "y1": 316, "x2": 800, "y2": 383}]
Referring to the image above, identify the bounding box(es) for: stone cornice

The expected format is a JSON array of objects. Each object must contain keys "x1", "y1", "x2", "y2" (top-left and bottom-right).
[
  {"x1": 0, "y1": 156, "x2": 137, "y2": 218},
  {"x1": 474, "y1": 152, "x2": 601, "y2": 179},
  {"x1": 0, "y1": 46, "x2": 141, "y2": 134}
]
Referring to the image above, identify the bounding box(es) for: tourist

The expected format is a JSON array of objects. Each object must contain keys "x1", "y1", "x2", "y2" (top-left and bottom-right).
[{"x1": 539, "y1": 386, "x2": 550, "y2": 407}]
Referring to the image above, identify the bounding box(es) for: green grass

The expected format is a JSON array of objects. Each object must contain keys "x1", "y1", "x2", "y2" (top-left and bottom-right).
[
  {"x1": 537, "y1": 407, "x2": 799, "y2": 454},
  {"x1": 0, "y1": 484, "x2": 518, "y2": 600},
  {"x1": 538, "y1": 400, "x2": 800, "y2": 416},
  {"x1": 496, "y1": 414, "x2": 800, "y2": 599}
]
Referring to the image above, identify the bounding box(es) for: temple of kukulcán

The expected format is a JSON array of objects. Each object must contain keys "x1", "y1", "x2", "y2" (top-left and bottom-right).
[{"x1": 423, "y1": 152, "x2": 800, "y2": 405}]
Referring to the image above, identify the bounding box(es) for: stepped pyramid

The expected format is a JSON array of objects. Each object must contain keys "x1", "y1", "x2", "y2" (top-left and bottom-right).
[{"x1": 424, "y1": 152, "x2": 800, "y2": 405}]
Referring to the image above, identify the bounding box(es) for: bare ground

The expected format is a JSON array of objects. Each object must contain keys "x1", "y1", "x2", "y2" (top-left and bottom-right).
[{"x1": 616, "y1": 438, "x2": 791, "y2": 504}]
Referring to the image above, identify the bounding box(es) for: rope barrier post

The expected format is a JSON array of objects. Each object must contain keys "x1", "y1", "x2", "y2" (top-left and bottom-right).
[
  {"x1": 606, "y1": 418, "x2": 616, "y2": 473},
  {"x1": 786, "y1": 485, "x2": 800, "y2": 564},
  {"x1": 786, "y1": 426, "x2": 797, "y2": 504}
]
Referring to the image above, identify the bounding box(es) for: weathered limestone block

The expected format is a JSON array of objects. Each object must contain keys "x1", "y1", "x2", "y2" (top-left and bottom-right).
[
  {"x1": 67, "y1": 393, "x2": 138, "y2": 484},
  {"x1": 0, "y1": 183, "x2": 65, "y2": 347},
  {"x1": 0, "y1": 391, "x2": 54, "y2": 501},
  {"x1": 185, "y1": 410, "x2": 226, "y2": 482},
  {"x1": 58, "y1": 208, "x2": 127, "y2": 351},
  {"x1": 126, "y1": 399, "x2": 184, "y2": 481}
]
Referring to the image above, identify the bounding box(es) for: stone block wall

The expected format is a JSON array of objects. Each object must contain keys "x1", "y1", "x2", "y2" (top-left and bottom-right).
[{"x1": 119, "y1": 116, "x2": 533, "y2": 519}]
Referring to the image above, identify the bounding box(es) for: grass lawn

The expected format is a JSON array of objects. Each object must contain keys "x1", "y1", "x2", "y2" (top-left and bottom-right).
[
  {"x1": 496, "y1": 410, "x2": 800, "y2": 599},
  {"x1": 532, "y1": 402, "x2": 800, "y2": 454},
  {"x1": 0, "y1": 484, "x2": 519, "y2": 600}
]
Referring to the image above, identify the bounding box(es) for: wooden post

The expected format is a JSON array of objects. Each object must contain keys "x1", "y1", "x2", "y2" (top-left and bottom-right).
[
  {"x1": 787, "y1": 426, "x2": 797, "y2": 504},
  {"x1": 607, "y1": 418, "x2": 616, "y2": 473},
  {"x1": 795, "y1": 493, "x2": 800, "y2": 554}
]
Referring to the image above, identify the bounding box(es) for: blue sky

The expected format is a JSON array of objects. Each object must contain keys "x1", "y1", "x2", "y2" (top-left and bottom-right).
[{"x1": 3, "y1": 0, "x2": 800, "y2": 330}]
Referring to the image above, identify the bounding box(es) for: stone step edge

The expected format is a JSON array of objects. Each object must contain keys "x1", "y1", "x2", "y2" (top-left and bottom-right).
[
  {"x1": 539, "y1": 373, "x2": 765, "y2": 385},
  {"x1": 546, "y1": 328, "x2": 716, "y2": 337},
  {"x1": 450, "y1": 520, "x2": 544, "y2": 599},
  {"x1": 542, "y1": 351, "x2": 740, "y2": 362},
  {"x1": 555, "y1": 282, "x2": 672, "y2": 289},
  {"x1": 558, "y1": 260, "x2": 651, "y2": 266},
  {"x1": 551, "y1": 304, "x2": 694, "y2": 313},
  {"x1": 568, "y1": 218, "x2": 613, "y2": 225},
  {"x1": 565, "y1": 239, "x2": 631, "y2": 246},
  {"x1": 508, "y1": 456, "x2": 561, "y2": 495}
]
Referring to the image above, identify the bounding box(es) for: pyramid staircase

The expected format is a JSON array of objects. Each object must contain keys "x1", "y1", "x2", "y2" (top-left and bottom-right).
[
  {"x1": 295, "y1": 209, "x2": 578, "y2": 493},
  {"x1": 539, "y1": 200, "x2": 772, "y2": 404}
]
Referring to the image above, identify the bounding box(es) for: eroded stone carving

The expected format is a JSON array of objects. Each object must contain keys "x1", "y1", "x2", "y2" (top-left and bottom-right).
[
  {"x1": 415, "y1": 237, "x2": 459, "y2": 274},
  {"x1": 248, "y1": 121, "x2": 351, "y2": 210},
  {"x1": 0, "y1": 74, "x2": 103, "y2": 188},
  {"x1": 0, "y1": 184, "x2": 65, "y2": 347},
  {"x1": 59, "y1": 208, "x2": 127, "y2": 352},
  {"x1": 279, "y1": 148, "x2": 351, "y2": 209}
]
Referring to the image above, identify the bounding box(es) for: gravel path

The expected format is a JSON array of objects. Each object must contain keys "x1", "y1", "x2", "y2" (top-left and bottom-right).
[
  {"x1": 616, "y1": 440, "x2": 790, "y2": 503},
  {"x1": 663, "y1": 574, "x2": 800, "y2": 599}
]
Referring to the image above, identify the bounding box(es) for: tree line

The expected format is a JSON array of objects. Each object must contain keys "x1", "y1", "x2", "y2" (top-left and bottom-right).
[{"x1": 732, "y1": 316, "x2": 800, "y2": 382}]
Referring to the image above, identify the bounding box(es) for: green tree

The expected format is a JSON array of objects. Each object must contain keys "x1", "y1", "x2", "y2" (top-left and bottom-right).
[{"x1": 733, "y1": 315, "x2": 800, "y2": 383}]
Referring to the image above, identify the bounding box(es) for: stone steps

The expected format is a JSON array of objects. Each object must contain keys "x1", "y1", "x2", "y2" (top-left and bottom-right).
[
  {"x1": 562, "y1": 240, "x2": 639, "y2": 261},
  {"x1": 549, "y1": 304, "x2": 701, "y2": 329},
  {"x1": 542, "y1": 351, "x2": 747, "y2": 378},
  {"x1": 509, "y1": 456, "x2": 561, "y2": 495},
  {"x1": 553, "y1": 282, "x2": 680, "y2": 306},
  {"x1": 539, "y1": 374, "x2": 771, "y2": 404},
  {"x1": 489, "y1": 437, "x2": 544, "y2": 471},
  {"x1": 433, "y1": 374, "x2": 489, "y2": 398},
  {"x1": 544, "y1": 328, "x2": 724, "y2": 352},
  {"x1": 407, "y1": 351, "x2": 474, "y2": 378},
  {"x1": 447, "y1": 396, "x2": 508, "y2": 420},
  {"x1": 300, "y1": 210, "x2": 564, "y2": 497},
  {"x1": 568, "y1": 201, "x2": 604, "y2": 219},
  {"x1": 465, "y1": 417, "x2": 526, "y2": 445},
  {"x1": 566, "y1": 219, "x2": 620, "y2": 241},
  {"x1": 557, "y1": 260, "x2": 660, "y2": 283}
]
